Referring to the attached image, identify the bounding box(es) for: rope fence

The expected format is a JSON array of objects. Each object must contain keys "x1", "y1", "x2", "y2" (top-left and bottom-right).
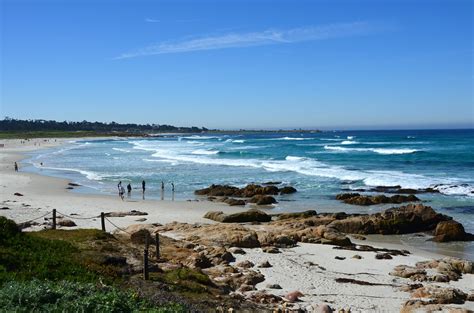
[
  {"x1": 17, "y1": 210, "x2": 53, "y2": 225},
  {"x1": 13, "y1": 208, "x2": 160, "y2": 281},
  {"x1": 55, "y1": 210, "x2": 98, "y2": 220}
]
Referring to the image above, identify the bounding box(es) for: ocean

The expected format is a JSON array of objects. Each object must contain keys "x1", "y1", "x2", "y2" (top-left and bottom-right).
[{"x1": 24, "y1": 129, "x2": 474, "y2": 259}]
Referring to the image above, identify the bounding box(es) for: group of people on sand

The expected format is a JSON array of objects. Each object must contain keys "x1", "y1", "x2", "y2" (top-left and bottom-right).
[{"x1": 117, "y1": 180, "x2": 174, "y2": 200}]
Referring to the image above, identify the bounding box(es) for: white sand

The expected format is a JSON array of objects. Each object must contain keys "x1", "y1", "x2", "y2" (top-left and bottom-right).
[
  {"x1": 1, "y1": 138, "x2": 473, "y2": 312},
  {"x1": 232, "y1": 242, "x2": 474, "y2": 312}
]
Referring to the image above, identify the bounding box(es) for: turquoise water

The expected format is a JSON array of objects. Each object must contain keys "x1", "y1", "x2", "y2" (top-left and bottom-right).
[{"x1": 25, "y1": 129, "x2": 474, "y2": 258}]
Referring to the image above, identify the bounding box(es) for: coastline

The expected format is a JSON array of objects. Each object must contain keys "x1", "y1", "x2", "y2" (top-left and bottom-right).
[{"x1": 1, "y1": 137, "x2": 474, "y2": 311}]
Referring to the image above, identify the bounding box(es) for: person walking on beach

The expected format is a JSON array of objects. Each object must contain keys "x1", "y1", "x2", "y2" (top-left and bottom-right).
[
  {"x1": 171, "y1": 182, "x2": 175, "y2": 192},
  {"x1": 14, "y1": 162, "x2": 18, "y2": 172},
  {"x1": 141, "y1": 180, "x2": 146, "y2": 200},
  {"x1": 127, "y1": 183, "x2": 132, "y2": 197},
  {"x1": 117, "y1": 181, "x2": 122, "y2": 197},
  {"x1": 161, "y1": 181, "x2": 165, "y2": 191},
  {"x1": 119, "y1": 185, "x2": 125, "y2": 200}
]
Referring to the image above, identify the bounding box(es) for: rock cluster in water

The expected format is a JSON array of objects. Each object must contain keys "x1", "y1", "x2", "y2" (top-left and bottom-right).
[
  {"x1": 195, "y1": 184, "x2": 297, "y2": 206},
  {"x1": 336, "y1": 193, "x2": 420, "y2": 205}
]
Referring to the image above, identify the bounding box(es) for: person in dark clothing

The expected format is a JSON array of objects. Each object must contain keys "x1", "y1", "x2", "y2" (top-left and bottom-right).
[
  {"x1": 171, "y1": 182, "x2": 175, "y2": 192},
  {"x1": 142, "y1": 180, "x2": 146, "y2": 193},
  {"x1": 14, "y1": 162, "x2": 18, "y2": 172},
  {"x1": 117, "y1": 181, "x2": 123, "y2": 199},
  {"x1": 127, "y1": 183, "x2": 132, "y2": 197}
]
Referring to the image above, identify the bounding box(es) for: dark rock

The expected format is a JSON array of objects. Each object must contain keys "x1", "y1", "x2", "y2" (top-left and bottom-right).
[
  {"x1": 223, "y1": 198, "x2": 246, "y2": 206},
  {"x1": 203, "y1": 209, "x2": 271, "y2": 223},
  {"x1": 375, "y1": 253, "x2": 393, "y2": 260},
  {"x1": 335, "y1": 256, "x2": 346, "y2": 260},
  {"x1": 57, "y1": 219, "x2": 76, "y2": 227},
  {"x1": 335, "y1": 193, "x2": 360, "y2": 200},
  {"x1": 195, "y1": 184, "x2": 240, "y2": 197},
  {"x1": 432, "y1": 220, "x2": 474, "y2": 242},
  {"x1": 249, "y1": 195, "x2": 277, "y2": 205},
  {"x1": 103, "y1": 255, "x2": 127, "y2": 266},
  {"x1": 262, "y1": 246, "x2": 280, "y2": 254},
  {"x1": 188, "y1": 253, "x2": 213, "y2": 269},
  {"x1": 68, "y1": 183, "x2": 81, "y2": 187},
  {"x1": 238, "y1": 284, "x2": 255, "y2": 292},
  {"x1": 266, "y1": 283, "x2": 282, "y2": 289},
  {"x1": 263, "y1": 181, "x2": 282, "y2": 185},
  {"x1": 130, "y1": 229, "x2": 153, "y2": 245},
  {"x1": 13, "y1": 193, "x2": 23, "y2": 196},
  {"x1": 228, "y1": 247, "x2": 246, "y2": 254},
  {"x1": 236, "y1": 260, "x2": 254, "y2": 268},
  {"x1": 1, "y1": 207, "x2": 9, "y2": 210},
  {"x1": 105, "y1": 210, "x2": 148, "y2": 217},
  {"x1": 276, "y1": 210, "x2": 317, "y2": 220},
  {"x1": 258, "y1": 260, "x2": 272, "y2": 268},
  {"x1": 336, "y1": 193, "x2": 420, "y2": 206},
  {"x1": 279, "y1": 186, "x2": 297, "y2": 194}
]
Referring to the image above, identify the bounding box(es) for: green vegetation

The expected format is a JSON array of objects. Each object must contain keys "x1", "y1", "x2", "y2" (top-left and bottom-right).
[
  {"x1": 0, "y1": 117, "x2": 208, "y2": 138},
  {"x1": 152, "y1": 268, "x2": 215, "y2": 294},
  {"x1": 0, "y1": 130, "x2": 115, "y2": 139},
  {"x1": 0, "y1": 280, "x2": 186, "y2": 313},
  {"x1": 0, "y1": 217, "x2": 188, "y2": 311}
]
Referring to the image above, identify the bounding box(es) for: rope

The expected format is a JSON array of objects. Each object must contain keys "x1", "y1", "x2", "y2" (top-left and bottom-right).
[
  {"x1": 55, "y1": 210, "x2": 98, "y2": 220},
  {"x1": 104, "y1": 216, "x2": 133, "y2": 235},
  {"x1": 17, "y1": 210, "x2": 53, "y2": 224}
]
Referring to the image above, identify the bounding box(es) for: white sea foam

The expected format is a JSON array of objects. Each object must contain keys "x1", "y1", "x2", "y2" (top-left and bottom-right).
[
  {"x1": 191, "y1": 149, "x2": 220, "y2": 155},
  {"x1": 433, "y1": 185, "x2": 474, "y2": 197},
  {"x1": 269, "y1": 137, "x2": 313, "y2": 141},
  {"x1": 347, "y1": 136, "x2": 355, "y2": 140},
  {"x1": 341, "y1": 140, "x2": 358, "y2": 145},
  {"x1": 112, "y1": 147, "x2": 132, "y2": 153},
  {"x1": 320, "y1": 138, "x2": 343, "y2": 141},
  {"x1": 324, "y1": 146, "x2": 420, "y2": 155},
  {"x1": 224, "y1": 139, "x2": 246, "y2": 143},
  {"x1": 181, "y1": 135, "x2": 218, "y2": 140},
  {"x1": 38, "y1": 165, "x2": 103, "y2": 181}
]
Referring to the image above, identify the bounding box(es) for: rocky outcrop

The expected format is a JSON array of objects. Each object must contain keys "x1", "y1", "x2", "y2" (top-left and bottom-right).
[
  {"x1": 391, "y1": 257, "x2": 473, "y2": 282},
  {"x1": 196, "y1": 184, "x2": 281, "y2": 198},
  {"x1": 105, "y1": 210, "x2": 148, "y2": 217},
  {"x1": 249, "y1": 195, "x2": 277, "y2": 205},
  {"x1": 328, "y1": 204, "x2": 451, "y2": 235},
  {"x1": 195, "y1": 183, "x2": 296, "y2": 206},
  {"x1": 410, "y1": 285, "x2": 468, "y2": 304},
  {"x1": 369, "y1": 185, "x2": 439, "y2": 194},
  {"x1": 336, "y1": 193, "x2": 420, "y2": 205},
  {"x1": 432, "y1": 220, "x2": 474, "y2": 242},
  {"x1": 279, "y1": 186, "x2": 297, "y2": 194},
  {"x1": 57, "y1": 219, "x2": 76, "y2": 227},
  {"x1": 223, "y1": 198, "x2": 246, "y2": 206},
  {"x1": 203, "y1": 209, "x2": 271, "y2": 223},
  {"x1": 275, "y1": 210, "x2": 317, "y2": 220}
]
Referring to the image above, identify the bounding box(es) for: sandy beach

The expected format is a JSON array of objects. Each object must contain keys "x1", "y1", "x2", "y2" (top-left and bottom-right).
[{"x1": 1, "y1": 138, "x2": 473, "y2": 312}]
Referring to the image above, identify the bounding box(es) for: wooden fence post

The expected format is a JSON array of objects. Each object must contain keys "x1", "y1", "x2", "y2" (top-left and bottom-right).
[
  {"x1": 143, "y1": 233, "x2": 149, "y2": 280},
  {"x1": 100, "y1": 212, "x2": 105, "y2": 232},
  {"x1": 155, "y1": 233, "x2": 160, "y2": 260},
  {"x1": 52, "y1": 209, "x2": 56, "y2": 230}
]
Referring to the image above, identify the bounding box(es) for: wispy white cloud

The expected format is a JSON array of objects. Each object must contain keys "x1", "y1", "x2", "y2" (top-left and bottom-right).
[
  {"x1": 145, "y1": 18, "x2": 160, "y2": 23},
  {"x1": 115, "y1": 21, "x2": 383, "y2": 59}
]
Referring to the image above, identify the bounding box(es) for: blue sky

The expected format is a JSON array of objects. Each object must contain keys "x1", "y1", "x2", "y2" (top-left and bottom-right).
[{"x1": 1, "y1": 0, "x2": 473, "y2": 130}]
